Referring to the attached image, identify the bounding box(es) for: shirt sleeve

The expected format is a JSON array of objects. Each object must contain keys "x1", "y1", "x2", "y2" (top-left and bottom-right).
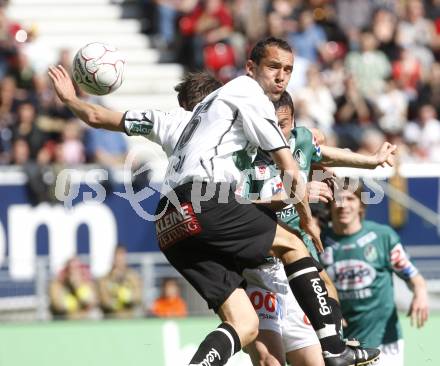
[
  {"x1": 310, "y1": 133, "x2": 322, "y2": 163},
  {"x1": 239, "y1": 97, "x2": 288, "y2": 151},
  {"x1": 386, "y1": 227, "x2": 418, "y2": 281},
  {"x1": 123, "y1": 108, "x2": 191, "y2": 147}
]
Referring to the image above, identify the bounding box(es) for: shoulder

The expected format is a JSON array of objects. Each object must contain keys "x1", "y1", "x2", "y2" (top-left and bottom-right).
[
  {"x1": 220, "y1": 76, "x2": 266, "y2": 100},
  {"x1": 363, "y1": 220, "x2": 398, "y2": 240}
]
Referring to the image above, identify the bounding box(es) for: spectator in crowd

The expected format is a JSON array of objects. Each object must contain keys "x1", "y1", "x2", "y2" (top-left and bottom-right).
[
  {"x1": 333, "y1": 75, "x2": 375, "y2": 150},
  {"x1": 49, "y1": 256, "x2": 97, "y2": 319},
  {"x1": 0, "y1": 5, "x2": 20, "y2": 78},
  {"x1": 12, "y1": 101, "x2": 48, "y2": 160},
  {"x1": 98, "y1": 246, "x2": 142, "y2": 319},
  {"x1": 295, "y1": 63, "x2": 336, "y2": 133},
  {"x1": 416, "y1": 62, "x2": 440, "y2": 118},
  {"x1": 396, "y1": 0, "x2": 437, "y2": 71},
  {"x1": 392, "y1": 46, "x2": 422, "y2": 97},
  {"x1": 150, "y1": 278, "x2": 188, "y2": 318},
  {"x1": 8, "y1": 49, "x2": 36, "y2": 92},
  {"x1": 376, "y1": 77, "x2": 408, "y2": 134},
  {"x1": 345, "y1": 29, "x2": 391, "y2": 98},
  {"x1": 179, "y1": 0, "x2": 234, "y2": 72},
  {"x1": 84, "y1": 126, "x2": 127, "y2": 165},
  {"x1": 372, "y1": 7, "x2": 400, "y2": 62},
  {"x1": 56, "y1": 120, "x2": 85, "y2": 165},
  {"x1": 288, "y1": 7, "x2": 327, "y2": 63},
  {"x1": 10, "y1": 137, "x2": 30, "y2": 165},
  {"x1": 404, "y1": 104, "x2": 440, "y2": 162}
]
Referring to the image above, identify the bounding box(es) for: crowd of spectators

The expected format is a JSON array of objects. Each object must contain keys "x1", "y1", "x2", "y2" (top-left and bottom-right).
[
  {"x1": 1, "y1": 0, "x2": 440, "y2": 174},
  {"x1": 49, "y1": 245, "x2": 188, "y2": 319},
  {"x1": 144, "y1": 0, "x2": 440, "y2": 162},
  {"x1": 0, "y1": 2, "x2": 127, "y2": 170}
]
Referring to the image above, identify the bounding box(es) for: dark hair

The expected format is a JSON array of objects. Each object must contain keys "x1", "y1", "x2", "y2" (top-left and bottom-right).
[
  {"x1": 274, "y1": 91, "x2": 294, "y2": 118},
  {"x1": 174, "y1": 72, "x2": 223, "y2": 111},
  {"x1": 249, "y1": 37, "x2": 292, "y2": 65}
]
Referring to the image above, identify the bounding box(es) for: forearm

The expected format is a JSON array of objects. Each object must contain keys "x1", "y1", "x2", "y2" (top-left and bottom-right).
[
  {"x1": 64, "y1": 96, "x2": 124, "y2": 132},
  {"x1": 408, "y1": 274, "x2": 427, "y2": 297},
  {"x1": 320, "y1": 145, "x2": 377, "y2": 168},
  {"x1": 252, "y1": 191, "x2": 289, "y2": 211},
  {"x1": 271, "y1": 148, "x2": 312, "y2": 220}
]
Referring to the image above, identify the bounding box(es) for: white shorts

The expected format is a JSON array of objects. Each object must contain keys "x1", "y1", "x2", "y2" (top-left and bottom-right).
[
  {"x1": 377, "y1": 340, "x2": 404, "y2": 366},
  {"x1": 282, "y1": 287, "x2": 320, "y2": 352},
  {"x1": 244, "y1": 260, "x2": 319, "y2": 352}
]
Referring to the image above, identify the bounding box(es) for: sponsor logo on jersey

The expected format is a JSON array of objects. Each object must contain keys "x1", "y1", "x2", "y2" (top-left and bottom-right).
[
  {"x1": 330, "y1": 259, "x2": 377, "y2": 291},
  {"x1": 254, "y1": 165, "x2": 271, "y2": 180},
  {"x1": 364, "y1": 243, "x2": 378, "y2": 262},
  {"x1": 294, "y1": 149, "x2": 307, "y2": 169},
  {"x1": 276, "y1": 205, "x2": 295, "y2": 220},
  {"x1": 312, "y1": 135, "x2": 322, "y2": 157},
  {"x1": 156, "y1": 203, "x2": 201, "y2": 250},
  {"x1": 128, "y1": 121, "x2": 153, "y2": 136},
  {"x1": 310, "y1": 278, "x2": 331, "y2": 316},
  {"x1": 341, "y1": 243, "x2": 356, "y2": 251},
  {"x1": 357, "y1": 231, "x2": 377, "y2": 247}
]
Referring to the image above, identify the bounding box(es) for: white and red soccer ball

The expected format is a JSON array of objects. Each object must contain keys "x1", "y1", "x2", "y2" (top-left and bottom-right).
[{"x1": 72, "y1": 42, "x2": 125, "y2": 96}]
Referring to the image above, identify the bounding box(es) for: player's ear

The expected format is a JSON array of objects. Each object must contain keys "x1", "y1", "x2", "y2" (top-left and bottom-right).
[{"x1": 245, "y1": 60, "x2": 256, "y2": 77}]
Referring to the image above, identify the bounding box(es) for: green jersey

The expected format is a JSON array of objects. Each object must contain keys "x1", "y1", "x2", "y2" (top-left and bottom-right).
[
  {"x1": 238, "y1": 127, "x2": 322, "y2": 258},
  {"x1": 321, "y1": 220, "x2": 419, "y2": 347}
]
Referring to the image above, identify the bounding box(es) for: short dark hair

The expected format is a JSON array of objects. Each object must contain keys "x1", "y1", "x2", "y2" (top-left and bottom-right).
[
  {"x1": 249, "y1": 37, "x2": 292, "y2": 65},
  {"x1": 174, "y1": 72, "x2": 223, "y2": 111},
  {"x1": 274, "y1": 91, "x2": 294, "y2": 118}
]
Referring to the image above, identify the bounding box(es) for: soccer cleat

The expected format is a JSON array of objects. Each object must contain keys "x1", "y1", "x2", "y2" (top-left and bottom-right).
[{"x1": 323, "y1": 345, "x2": 380, "y2": 366}]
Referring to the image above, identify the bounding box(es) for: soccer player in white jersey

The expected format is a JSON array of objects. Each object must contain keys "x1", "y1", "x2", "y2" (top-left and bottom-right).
[{"x1": 48, "y1": 37, "x2": 380, "y2": 366}]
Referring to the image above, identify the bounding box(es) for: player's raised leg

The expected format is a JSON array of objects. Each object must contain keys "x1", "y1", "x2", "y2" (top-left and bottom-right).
[{"x1": 269, "y1": 224, "x2": 380, "y2": 366}]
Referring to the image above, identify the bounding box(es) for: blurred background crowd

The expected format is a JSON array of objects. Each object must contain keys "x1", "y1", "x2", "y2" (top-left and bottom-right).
[
  {"x1": 141, "y1": 0, "x2": 440, "y2": 163},
  {"x1": 1, "y1": 0, "x2": 440, "y2": 168},
  {"x1": 48, "y1": 245, "x2": 188, "y2": 320}
]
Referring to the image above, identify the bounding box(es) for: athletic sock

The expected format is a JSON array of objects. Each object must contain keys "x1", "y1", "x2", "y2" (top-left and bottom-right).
[
  {"x1": 284, "y1": 257, "x2": 345, "y2": 354},
  {"x1": 189, "y1": 322, "x2": 241, "y2": 366},
  {"x1": 328, "y1": 297, "x2": 344, "y2": 340}
]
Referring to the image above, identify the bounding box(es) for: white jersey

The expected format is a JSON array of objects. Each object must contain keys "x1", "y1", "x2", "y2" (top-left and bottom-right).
[
  {"x1": 163, "y1": 76, "x2": 288, "y2": 190},
  {"x1": 123, "y1": 106, "x2": 192, "y2": 157}
]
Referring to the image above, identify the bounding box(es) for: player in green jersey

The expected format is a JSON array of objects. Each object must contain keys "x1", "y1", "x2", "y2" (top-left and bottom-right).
[
  {"x1": 239, "y1": 91, "x2": 397, "y2": 366},
  {"x1": 321, "y1": 184, "x2": 429, "y2": 366}
]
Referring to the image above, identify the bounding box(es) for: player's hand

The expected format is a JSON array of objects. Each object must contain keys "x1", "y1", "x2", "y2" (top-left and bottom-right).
[
  {"x1": 374, "y1": 142, "x2": 397, "y2": 168},
  {"x1": 300, "y1": 217, "x2": 324, "y2": 253},
  {"x1": 48, "y1": 65, "x2": 77, "y2": 103},
  {"x1": 408, "y1": 293, "x2": 429, "y2": 328},
  {"x1": 307, "y1": 181, "x2": 333, "y2": 203}
]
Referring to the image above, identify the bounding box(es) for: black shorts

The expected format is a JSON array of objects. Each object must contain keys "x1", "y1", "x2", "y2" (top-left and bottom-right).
[{"x1": 155, "y1": 182, "x2": 278, "y2": 311}]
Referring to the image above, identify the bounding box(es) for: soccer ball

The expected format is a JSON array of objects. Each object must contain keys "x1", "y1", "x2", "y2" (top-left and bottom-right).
[{"x1": 72, "y1": 42, "x2": 125, "y2": 96}]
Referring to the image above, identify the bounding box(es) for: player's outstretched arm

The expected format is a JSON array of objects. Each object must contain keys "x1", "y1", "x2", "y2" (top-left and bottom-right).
[
  {"x1": 407, "y1": 273, "x2": 429, "y2": 328},
  {"x1": 48, "y1": 65, "x2": 124, "y2": 132},
  {"x1": 320, "y1": 142, "x2": 397, "y2": 169}
]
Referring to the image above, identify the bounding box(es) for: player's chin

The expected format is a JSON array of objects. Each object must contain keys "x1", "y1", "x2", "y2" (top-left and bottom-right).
[{"x1": 269, "y1": 91, "x2": 283, "y2": 102}]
